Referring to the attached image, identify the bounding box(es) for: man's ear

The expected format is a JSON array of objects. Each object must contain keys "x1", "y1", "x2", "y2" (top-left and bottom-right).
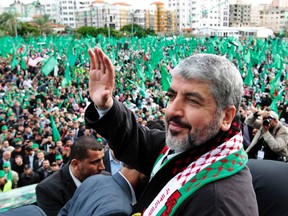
[
  {"x1": 220, "y1": 106, "x2": 236, "y2": 131},
  {"x1": 70, "y1": 159, "x2": 79, "y2": 170}
]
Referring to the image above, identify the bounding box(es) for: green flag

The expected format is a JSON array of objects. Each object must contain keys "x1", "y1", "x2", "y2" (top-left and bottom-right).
[
  {"x1": 61, "y1": 63, "x2": 72, "y2": 87},
  {"x1": 127, "y1": 79, "x2": 146, "y2": 97},
  {"x1": 136, "y1": 60, "x2": 144, "y2": 80},
  {"x1": 270, "y1": 89, "x2": 284, "y2": 115},
  {"x1": 20, "y1": 57, "x2": 27, "y2": 70},
  {"x1": 272, "y1": 54, "x2": 283, "y2": 70},
  {"x1": 10, "y1": 54, "x2": 18, "y2": 70},
  {"x1": 270, "y1": 70, "x2": 282, "y2": 96},
  {"x1": 50, "y1": 115, "x2": 61, "y2": 142},
  {"x1": 68, "y1": 55, "x2": 77, "y2": 67},
  {"x1": 243, "y1": 65, "x2": 253, "y2": 87},
  {"x1": 161, "y1": 64, "x2": 171, "y2": 92},
  {"x1": 145, "y1": 64, "x2": 154, "y2": 81},
  {"x1": 243, "y1": 49, "x2": 251, "y2": 64},
  {"x1": 42, "y1": 57, "x2": 58, "y2": 76}
]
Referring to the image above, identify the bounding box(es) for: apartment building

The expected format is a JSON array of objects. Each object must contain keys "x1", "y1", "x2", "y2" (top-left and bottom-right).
[
  {"x1": 167, "y1": 0, "x2": 190, "y2": 32},
  {"x1": 87, "y1": 0, "x2": 113, "y2": 29},
  {"x1": 111, "y1": 2, "x2": 132, "y2": 30},
  {"x1": 260, "y1": 5, "x2": 288, "y2": 33},
  {"x1": 146, "y1": 2, "x2": 175, "y2": 34},
  {"x1": 76, "y1": 1, "x2": 146, "y2": 31},
  {"x1": 250, "y1": 4, "x2": 268, "y2": 26},
  {"x1": 229, "y1": 4, "x2": 251, "y2": 27},
  {"x1": 167, "y1": 0, "x2": 230, "y2": 33},
  {"x1": 3, "y1": 1, "x2": 45, "y2": 20},
  {"x1": 272, "y1": 0, "x2": 288, "y2": 8}
]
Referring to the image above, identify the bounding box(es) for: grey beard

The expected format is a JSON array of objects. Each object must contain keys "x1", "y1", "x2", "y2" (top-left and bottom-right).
[{"x1": 165, "y1": 118, "x2": 221, "y2": 153}]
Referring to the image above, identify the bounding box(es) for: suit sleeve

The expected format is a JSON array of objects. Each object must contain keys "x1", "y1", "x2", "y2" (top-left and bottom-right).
[
  {"x1": 57, "y1": 201, "x2": 70, "y2": 216},
  {"x1": 36, "y1": 183, "x2": 62, "y2": 216},
  {"x1": 85, "y1": 98, "x2": 166, "y2": 177}
]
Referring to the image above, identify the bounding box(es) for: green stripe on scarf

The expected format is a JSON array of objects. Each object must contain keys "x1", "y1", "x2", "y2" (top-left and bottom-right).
[{"x1": 159, "y1": 148, "x2": 247, "y2": 215}]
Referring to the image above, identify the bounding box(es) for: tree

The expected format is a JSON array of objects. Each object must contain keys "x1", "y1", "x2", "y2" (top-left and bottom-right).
[
  {"x1": 76, "y1": 26, "x2": 122, "y2": 38},
  {"x1": 0, "y1": 12, "x2": 19, "y2": 36},
  {"x1": 32, "y1": 14, "x2": 52, "y2": 35},
  {"x1": 120, "y1": 24, "x2": 155, "y2": 37},
  {"x1": 76, "y1": 26, "x2": 98, "y2": 37},
  {"x1": 18, "y1": 22, "x2": 40, "y2": 37}
]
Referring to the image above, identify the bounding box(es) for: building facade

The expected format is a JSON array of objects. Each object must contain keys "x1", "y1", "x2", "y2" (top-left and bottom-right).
[
  {"x1": 260, "y1": 5, "x2": 288, "y2": 33},
  {"x1": 272, "y1": 0, "x2": 288, "y2": 8},
  {"x1": 229, "y1": 4, "x2": 251, "y2": 27},
  {"x1": 146, "y1": 2, "x2": 175, "y2": 34},
  {"x1": 2, "y1": 0, "x2": 285, "y2": 35},
  {"x1": 250, "y1": 4, "x2": 267, "y2": 27},
  {"x1": 168, "y1": 0, "x2": 230, "y2": 33}
]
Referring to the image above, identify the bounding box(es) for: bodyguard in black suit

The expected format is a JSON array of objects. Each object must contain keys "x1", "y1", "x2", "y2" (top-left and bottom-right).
[
  {"x1": 36, "y1": 163, "x2": 76, "y2": 216},
  {"x1": 36, "y1": 136, "x2": 106, "y2": 216},
  {"x1": 58, "y1": 165, "x2": 148, "y2": 216}
]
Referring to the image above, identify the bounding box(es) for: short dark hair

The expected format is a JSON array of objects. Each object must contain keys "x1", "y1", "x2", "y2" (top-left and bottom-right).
[
  {"x1": 24, "y1": 164, "x2": 31, "y2": 170},
  {"x1": 69, "y1": 136, "x2": 103, "y2": 161}
]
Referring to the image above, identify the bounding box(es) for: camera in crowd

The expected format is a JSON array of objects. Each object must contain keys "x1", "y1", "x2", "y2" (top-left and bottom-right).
[{"x1": 263, "y1": 117, "x2": 271, "y2": 126}]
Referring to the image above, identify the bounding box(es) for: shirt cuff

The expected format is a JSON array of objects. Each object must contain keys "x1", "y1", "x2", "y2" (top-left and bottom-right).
[{"x1": 94, "y1": 104, "x2": 111, "y2": 119}]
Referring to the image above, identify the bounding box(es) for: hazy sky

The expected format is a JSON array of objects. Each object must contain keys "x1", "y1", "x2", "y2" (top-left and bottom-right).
[
  {"x1": 0, "y1": 0, "x2": 161, "y2": 8},
  {"x1": 0, "y1": 0, "x2": 272, "y2": 8}
]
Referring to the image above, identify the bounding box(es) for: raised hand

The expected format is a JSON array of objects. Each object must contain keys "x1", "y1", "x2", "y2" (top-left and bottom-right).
[{"x1": 88, "y1": 47, "x2": 115, "y2": 110}]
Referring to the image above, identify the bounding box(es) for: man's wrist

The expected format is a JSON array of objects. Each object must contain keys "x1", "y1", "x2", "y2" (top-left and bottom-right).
[{"x1": 94, "y1": 104, "x2": 111, "y2": 119}]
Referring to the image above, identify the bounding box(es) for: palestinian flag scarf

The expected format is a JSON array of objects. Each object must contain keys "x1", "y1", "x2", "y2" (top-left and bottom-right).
[{"x1": 132, "y1": 120, "x2": 248, "y2": 216}]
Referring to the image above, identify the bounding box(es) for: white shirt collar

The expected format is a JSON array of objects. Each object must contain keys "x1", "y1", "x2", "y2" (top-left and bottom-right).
[{"x1": 69, "y1": 164, "x2": 81, "y2": 188}]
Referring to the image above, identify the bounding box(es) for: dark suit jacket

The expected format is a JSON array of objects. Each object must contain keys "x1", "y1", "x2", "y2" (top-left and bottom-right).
[
  {"x1": 75, "y1": 129, "x2": 84, "y2": 138},
  {"x1": 241, "y1": 122, "x2": 254, "y2": 149},
  {"x1": 23, "y1": 154, "x2": 38, "y2": 169},
  {"x1": 36, "y1": 163, "x2": 77, "y2": 216},
  {"x1": 33, "y1": 159, "x2": 44, "y2": 172},
  {"x1": 103, "y1": 149, "x2": 111, "y2": 174},
  {"x1": 58, "y1": 172, "x2": 132, "y2": 216},
  {"x1": 248, "y1": 159, "x2": 288, "y2": 216}
]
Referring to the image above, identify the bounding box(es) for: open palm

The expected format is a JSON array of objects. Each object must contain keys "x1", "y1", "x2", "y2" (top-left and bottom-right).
[{"x1": 88, "y1": 47, "x2": 115, "y2": 110}]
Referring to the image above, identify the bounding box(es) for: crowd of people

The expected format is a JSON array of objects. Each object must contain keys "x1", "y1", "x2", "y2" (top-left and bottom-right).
[{"x1": 0, "y1": 34, "x2": 287, "y2": 215}]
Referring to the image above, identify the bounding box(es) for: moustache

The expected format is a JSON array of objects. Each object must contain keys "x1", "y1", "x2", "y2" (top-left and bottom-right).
[{"x1": 167, "y1": 116, "x2": 192, "y2": 130}]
